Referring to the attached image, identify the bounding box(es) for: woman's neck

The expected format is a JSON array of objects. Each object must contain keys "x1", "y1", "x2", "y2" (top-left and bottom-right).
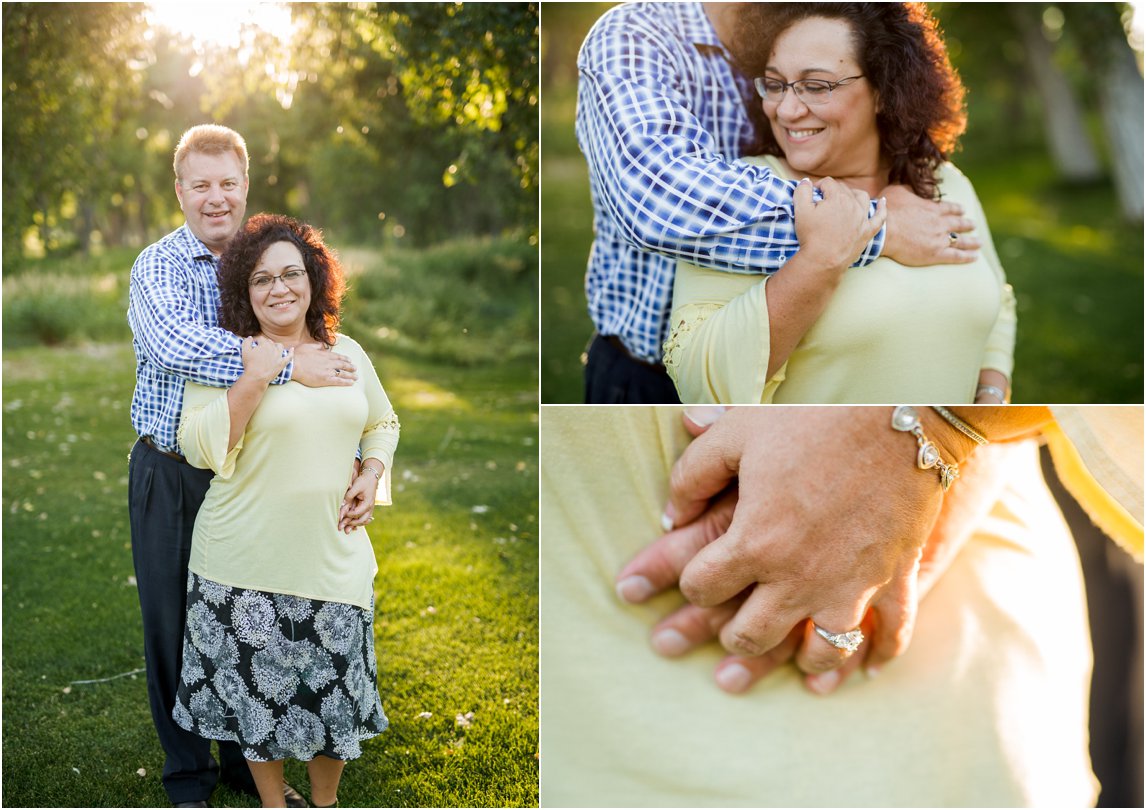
[
  {"x1": 774, "y1": 155, "x2": 890, "y2": 198},
  {"x1": 257, "y1": 326, "x2": 311, "y2": 349}
]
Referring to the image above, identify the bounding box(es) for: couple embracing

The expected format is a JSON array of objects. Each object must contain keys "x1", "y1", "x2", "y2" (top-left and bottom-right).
[
  {"x1": 128, "y1": 124, "x2": 397, "y2": 808},
  {"x1": 552, "y1": 2, "x2": 1144, "y2": 806}
]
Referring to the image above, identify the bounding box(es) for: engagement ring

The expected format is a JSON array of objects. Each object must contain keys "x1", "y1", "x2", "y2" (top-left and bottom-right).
[{"x1": 813, "y1": 624, "x2": 864, "y2": 653}]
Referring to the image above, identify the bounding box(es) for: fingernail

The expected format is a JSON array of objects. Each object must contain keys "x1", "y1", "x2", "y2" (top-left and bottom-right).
[
  {"x1": 715, "y1": 663, "x2": 752, "y2": 694},
  {"x1": 683, "y1": 405, "x2": 726, "y2": 428},
  {"x1": 660, "y1": 511, "x2": 674, "y2": 532},
  {"x1": 808, "y1": 669, "x2": 840, "y2": 695},
  {"x1": 616, "y1": 575, "x2": 654, "y2": 603},
  {"x1": 864, "y1": 665, "x2": 881, "y2": 679},
  {"x1": 651, "y1": 628, "x2": 691, "y2": 657}
]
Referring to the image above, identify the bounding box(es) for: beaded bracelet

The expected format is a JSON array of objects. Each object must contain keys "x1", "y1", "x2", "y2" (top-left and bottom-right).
[{"x1": 891, "y1": 406, "x2": 960, "y2": 491}]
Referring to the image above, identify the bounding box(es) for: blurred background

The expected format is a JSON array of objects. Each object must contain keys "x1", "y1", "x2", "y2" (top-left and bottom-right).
[
  {"x1": 540, "y1": 2, "x2": 1145, "y2": 405},
  {"x1": 3, "y1": 3, "x2": 538, "y2": 807},
  {"x1": 5, "y1": 1, "x2": 539, "y2": 365}
]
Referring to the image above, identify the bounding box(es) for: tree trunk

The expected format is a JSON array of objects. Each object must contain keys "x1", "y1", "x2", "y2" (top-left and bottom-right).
[
  {"x1": 1098, "y1": 41, "x2": 1144, "y2": 221},
  {"x1": 1011, "y1": 5, "x2": 1103, "y2": 182}
]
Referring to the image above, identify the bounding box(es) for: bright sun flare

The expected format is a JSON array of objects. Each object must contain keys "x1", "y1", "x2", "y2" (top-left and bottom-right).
[{"x1": 145, "y1": 2, "x2": 295, "y2": 50}]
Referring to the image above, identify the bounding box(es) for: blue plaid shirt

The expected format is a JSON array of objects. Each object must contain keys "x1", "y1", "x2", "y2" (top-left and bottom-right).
[
  {"x1": 576, "y1": 2, "x2": 885, "y2": 363},
  {"x1": 128, "y1": 224, "x2": 291, "y2": 454}
]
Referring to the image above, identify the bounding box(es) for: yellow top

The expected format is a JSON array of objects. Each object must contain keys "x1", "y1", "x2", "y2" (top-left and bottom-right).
[
  {"x1": 540, "y1": 407, "x2": 1109, "y2": 807},
  {"x1": 663, "y1": 156, "x2": 1017, "y2": 403},
  {"x1": 178, "y1": 333, "x2": 399, "y2": 610}
]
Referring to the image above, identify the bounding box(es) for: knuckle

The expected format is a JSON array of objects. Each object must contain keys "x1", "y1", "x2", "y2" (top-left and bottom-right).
[{"x1": 723, "y1": 628, "x2": 766, "y2": 657}]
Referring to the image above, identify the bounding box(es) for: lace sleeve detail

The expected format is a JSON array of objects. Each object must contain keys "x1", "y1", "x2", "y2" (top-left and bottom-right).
[
  {"x1": 365, "y1": 411, "x2": 401, "y2": 434},
  {"x1": 175, "y1": 404, "x2": 207, "y2": 453},
  {"x1": 662, "y1": 306, "x2": 716, "y2": 383}
]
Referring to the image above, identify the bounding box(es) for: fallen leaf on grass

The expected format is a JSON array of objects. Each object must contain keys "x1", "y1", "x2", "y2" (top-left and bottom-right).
[
  {"x1": 136, "y1": 768, "x2": 147, "y2": 777},
  {"x1": 416, "y1": 712, "x2": 433, "y2": 719}
]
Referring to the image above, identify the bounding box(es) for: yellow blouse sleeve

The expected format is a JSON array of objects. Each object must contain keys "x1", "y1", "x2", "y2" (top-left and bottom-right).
[
  {"x1": 176, "y1": 382, "x2": 243, "y2": 478},
  {"x1": 943, "y1": 163, "x2": 1016, "y2": 379},
  {"x1": 343, "y1": 337, "x2": 400, "y2": 506},
  {"x1": 663, "y1": 263, "x2": 785, "y2": 404},
  {"x1": 1046, "y1": 406, "x2": 1144, "y2": 560}
]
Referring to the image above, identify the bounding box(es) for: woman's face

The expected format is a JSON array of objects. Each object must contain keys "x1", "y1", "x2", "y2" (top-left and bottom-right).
[
  {"x1": 763, "y1": 16, "x2": 881, "y2": 179},
  {"x1": 247, "y1": 240, "x2": 311, "y2": 336}
]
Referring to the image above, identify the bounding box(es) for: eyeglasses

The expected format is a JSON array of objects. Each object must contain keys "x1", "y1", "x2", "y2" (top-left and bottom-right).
[
  {"x1": 249, "y1": 269, "x2": 307, "y2": 290},
  {"x1": 753, "y1": 75, "x2": 864, "y2": 106}
]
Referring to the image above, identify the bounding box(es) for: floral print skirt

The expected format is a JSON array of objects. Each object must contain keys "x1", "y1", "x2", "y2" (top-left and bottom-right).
[{"x1": 173, "y1": 572, "x2": 388, "y2": 762}]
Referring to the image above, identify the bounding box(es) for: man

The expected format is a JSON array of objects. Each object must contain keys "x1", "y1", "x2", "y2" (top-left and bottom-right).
[
  {"x1": 127, "y1": 124, "x2": 360, "y2": 808},
  {"x1": 576, "y1": 2, "x2": 980, "y2": 402}
]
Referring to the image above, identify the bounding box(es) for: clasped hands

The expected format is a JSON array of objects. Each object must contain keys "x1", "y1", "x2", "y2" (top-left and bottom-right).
[{"x1": 616, "y1": 406, "x2": 1008, "y2": 696}]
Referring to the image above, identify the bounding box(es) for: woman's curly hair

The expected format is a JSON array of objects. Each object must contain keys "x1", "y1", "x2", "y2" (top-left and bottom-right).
[
  {"x1": 729, "y1": 2, "x2": 966, "y2": 200},
  {"x1": 217, "y1": 213, "x2": 345, "y2": 346}
]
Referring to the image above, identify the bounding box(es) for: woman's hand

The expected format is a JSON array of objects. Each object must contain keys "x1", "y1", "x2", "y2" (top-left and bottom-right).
[
  {"x1": 794, "y1": 177, "x2": 887, "y2": 278},
  {"x1": 240, "y1": 336, "x2": 292, "y2": 384},
  {"x1": 338, "y1": 461, "x2": 383, "y2": 534}
]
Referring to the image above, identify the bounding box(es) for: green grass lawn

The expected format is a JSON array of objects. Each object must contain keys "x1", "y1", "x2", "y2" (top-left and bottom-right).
[
  {"x1": 2, "y1": 245, "x2": 538, "y2": 807},
  {"x1": 539, "y1": 80, "x2": 1144, "y2": 404}
]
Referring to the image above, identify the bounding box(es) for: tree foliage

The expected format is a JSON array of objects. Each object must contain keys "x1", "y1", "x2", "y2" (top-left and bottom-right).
[{"x1": 2, "y1": 2, "x2": 538, "y2": 258}]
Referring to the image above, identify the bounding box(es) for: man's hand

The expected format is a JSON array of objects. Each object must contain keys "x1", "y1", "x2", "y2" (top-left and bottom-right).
[
  {"x1": 880, "y1": 184, "x2": 980, "y2": 266},
  {"x1": 619, "y1": 408, "x2": 1036, "y2": 695},
  {"x1": 291, "y1": 342, "x2": 358, "y2": 387},
  {"x1": 662, "y1": 407, "x2": 955, "y2": 662}
]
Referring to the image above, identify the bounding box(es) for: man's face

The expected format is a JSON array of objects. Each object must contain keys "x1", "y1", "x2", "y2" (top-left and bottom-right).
[{"x1": 175, "y1": 150, "x2": 248, "y2": 255}]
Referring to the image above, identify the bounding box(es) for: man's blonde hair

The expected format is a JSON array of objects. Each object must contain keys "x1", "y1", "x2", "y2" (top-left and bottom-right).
[{"x1": 173, "y1": 124, "x2": 249, "y2": 182}]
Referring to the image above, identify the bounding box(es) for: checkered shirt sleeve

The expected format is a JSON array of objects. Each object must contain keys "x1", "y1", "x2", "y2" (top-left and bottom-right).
[
  {"x1": 575, "y1": 2, "x2": 884, "y2": 362},
  {"x1": 128, "y1": 226, "x2": 278, "y2": 453}
]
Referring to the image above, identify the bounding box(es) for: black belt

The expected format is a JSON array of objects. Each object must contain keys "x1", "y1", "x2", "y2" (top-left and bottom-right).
[
  {"x1": 603, "y1": 335, "x2": 666, "y2": 373},
  {"x1": 140, "y1": 436, "x2": 189, "y2": 464}
]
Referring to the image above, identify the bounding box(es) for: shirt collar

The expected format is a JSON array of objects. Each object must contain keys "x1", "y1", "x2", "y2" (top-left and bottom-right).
[
  {"x1": 674, "y1": 2, "x2": 727, "y2": 54},
  {"x1": 178, "y1": 223, "x2": 220, "y2": 262}
]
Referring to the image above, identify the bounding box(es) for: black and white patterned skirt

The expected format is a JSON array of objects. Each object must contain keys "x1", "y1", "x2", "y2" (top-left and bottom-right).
[{"x1": 173, "y1": 572, "x2": 388, "y2": 762}]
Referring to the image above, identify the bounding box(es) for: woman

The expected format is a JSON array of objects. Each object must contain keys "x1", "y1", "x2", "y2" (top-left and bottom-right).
[
  {"x1": 172, "y1": 214, "x2": 400, "y2": 808},
  {"x1": 663, "y1": 3, "x2": 1016, "y2": 404}
]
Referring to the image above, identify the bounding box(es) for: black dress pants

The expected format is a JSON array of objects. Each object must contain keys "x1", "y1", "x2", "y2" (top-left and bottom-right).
[
  {"x1": 583, "y1": 334, "x2": 682, "y2": 404},
  {"x1": 128, "y1": 438, "x2": 253, "y2": 803}
]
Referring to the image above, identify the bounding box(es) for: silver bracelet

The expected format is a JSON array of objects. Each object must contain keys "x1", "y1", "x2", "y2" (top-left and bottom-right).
[
  {"x1": 360, "y1": 465, "x2": 383, "y2": 480},
  {"x1": 975, "y1": 384, "x2": 1007, "y2": 403},
  {"x1": 891, "y1": 406, "x2": 960, "y2": 491},
  {"x1": 931, "y1": 406, "x2": 990, "y2": 446}
]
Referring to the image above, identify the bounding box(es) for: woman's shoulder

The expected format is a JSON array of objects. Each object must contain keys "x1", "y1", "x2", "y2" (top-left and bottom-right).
[
  {"x1": 332, "y1": 332, "x2": 365, "y2": 354},
  {"x1": 936, "y1": 161, "x2": 976, "y2": 195},
  {"x1": 331, "y1": 333, "x2": 378, "y2": 366}
]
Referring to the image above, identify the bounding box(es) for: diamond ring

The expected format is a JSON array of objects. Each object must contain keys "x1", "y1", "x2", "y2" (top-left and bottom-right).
[
  {"x1": 948, "y1": 231, "x2": 958, "y2": 246},
  {"x1": 813, "y1": 624, "x2": 864, "y2": 653}
]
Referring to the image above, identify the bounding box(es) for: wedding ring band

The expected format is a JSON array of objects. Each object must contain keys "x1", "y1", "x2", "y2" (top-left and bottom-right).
[
  {"x1": 813, "y1": 624, "x2": 864, "y2": 653},
  {"x1": 334, "y1": 368, "x2": 340, "y2": 376},
  {"x1": 948, "y1": 231, "x2": 958, "y2": 246}
]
